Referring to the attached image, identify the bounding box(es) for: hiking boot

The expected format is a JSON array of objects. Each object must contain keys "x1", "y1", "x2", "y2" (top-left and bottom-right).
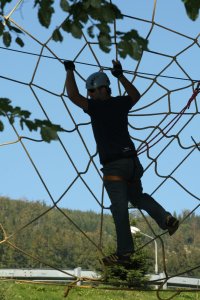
[
  {"x1": 101, "y1": 252, "x2": 133, "y2": 267},
  {"x1": 166, "y1": 215, "x2": 179, "y2": 236}
]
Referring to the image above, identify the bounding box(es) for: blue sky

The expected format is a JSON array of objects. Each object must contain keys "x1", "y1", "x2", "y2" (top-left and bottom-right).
[{"x1": 0, "y1": 0, "x2": 200, "y2": 217}]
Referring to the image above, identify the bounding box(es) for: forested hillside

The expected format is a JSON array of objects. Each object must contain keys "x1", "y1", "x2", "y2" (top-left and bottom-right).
[{"x1": 0, "y1": 197, "x2": 200, "y2": 277}]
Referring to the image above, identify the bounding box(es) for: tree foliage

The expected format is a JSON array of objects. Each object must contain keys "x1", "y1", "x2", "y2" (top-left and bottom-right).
[
  {"x1": 0, "y1": 197, "x2": 115, "y2": 270},
  {"x1": 182, "y1": 0, "x2": 200, "y2": 20},
  {"x1": 0, "y1": 98, "x2": 64, "y2": 142},
  {"x1": 1, "y1": 197, "x2": 200, "y2": 280},
  {"x1": 104, "y1": 236, "x2": 150, "y2": 288},
  {"x1": 0, "y1": 1, "x2": 199, "y2": 59}
]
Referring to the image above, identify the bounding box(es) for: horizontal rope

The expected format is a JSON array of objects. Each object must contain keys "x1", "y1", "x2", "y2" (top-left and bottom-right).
[{"x1": 0, "y1": 46, "x2": 199, "y2": 82}]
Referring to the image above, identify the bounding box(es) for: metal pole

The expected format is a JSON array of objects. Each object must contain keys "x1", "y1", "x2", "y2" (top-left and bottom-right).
[
  {"x1": 131, "y1": 226, "x2": 158, "y2": 274},
  {"x1": 142, "y1": 232, "x2": 158, "y2": 275}
]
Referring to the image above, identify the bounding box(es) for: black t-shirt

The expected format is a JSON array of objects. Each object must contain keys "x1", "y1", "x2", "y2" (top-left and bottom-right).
[{"x1": 84, "y1": 96, "x2": 136, "y2": 165}]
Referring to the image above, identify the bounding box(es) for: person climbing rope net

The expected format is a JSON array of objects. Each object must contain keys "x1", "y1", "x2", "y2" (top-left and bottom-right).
[{"x1": 64, "y1": 59, "x2": 179, "y2": 267}]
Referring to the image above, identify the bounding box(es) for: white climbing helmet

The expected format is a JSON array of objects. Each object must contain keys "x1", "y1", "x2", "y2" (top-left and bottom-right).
[{"x1": 86, "y1": 72, "x2": 110, "y2": 90}]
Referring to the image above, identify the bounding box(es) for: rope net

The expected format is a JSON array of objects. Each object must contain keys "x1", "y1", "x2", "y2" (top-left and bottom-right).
[{"x1": 0, "y1": 1, "x2": 200, "y2": 299}]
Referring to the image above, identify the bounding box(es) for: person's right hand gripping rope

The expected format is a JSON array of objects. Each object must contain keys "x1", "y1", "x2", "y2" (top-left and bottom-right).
[{"x1": 64, "y1": 60, "x2": 75, "y2": 71}]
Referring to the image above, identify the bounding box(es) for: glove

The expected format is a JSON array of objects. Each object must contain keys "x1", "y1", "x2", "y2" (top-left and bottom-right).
[
  {"x1": 111, "y1": 60, "x2": 123, "y2": 78},
  {"x1": 64, "y1": 60, "x2": 75, "y2": 71}
]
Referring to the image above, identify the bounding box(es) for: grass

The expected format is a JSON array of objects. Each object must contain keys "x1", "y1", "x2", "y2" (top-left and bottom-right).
[{"x1": 0, "y1": 281, "x2": 200, "y2": 300}]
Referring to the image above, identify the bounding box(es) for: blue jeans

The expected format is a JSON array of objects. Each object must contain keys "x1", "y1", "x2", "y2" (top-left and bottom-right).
[{"x1": 101, "y1": 157, "x2": 170, "y2": 255}]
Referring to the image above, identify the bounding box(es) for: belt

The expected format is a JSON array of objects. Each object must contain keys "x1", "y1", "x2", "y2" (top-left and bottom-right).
[
  {"x1": 103, "y1": 175, "x2": 136, "y2": 185},
  {"x1": 103, "y1": 175, "x2": 125, "y2": 181}
]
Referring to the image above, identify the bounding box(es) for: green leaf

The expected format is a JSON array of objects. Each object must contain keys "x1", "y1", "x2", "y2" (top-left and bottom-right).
[
  {"x1": 0, "y1": 98, "x2": 64, "y2": 143},
  {"x1": 131, "y1": 42, "x2": 143, "y2": 60},
  {"x1": 9, "y1": 115, "x2": 14, "y2": 125},
  {"x1": 20, "y1": 118, "x2": 24, "y2": 130},
  {"x1": 71, "y1": 22, "x2": 83, "y2": 38},
  {"x1": 137, "y1": 37, "x2": 148, "y2": 51},
  {"x1": 89, "y1": 0, "x2": 101, "y2": 8},
  {"x1": 69, "y1": 2, "x2": 84, "y2": 18},
  {"x1": 89, "y1": 2, "x2": 122, "y2": 22},
  {"x1": 38, "y1": 1, "x2": 55, "y2": 28},
  {"x1": 15, "y1": 37, "x2": 24, "y2": 47},
  {"x1": 52, "y1": 28, "x2": 63, "y2": 42},
  {"x1": 82, "y1": 0, "x2": 90, "y2": 10},
  {"x1": 87, "y1": 25, "x2": 95, "y2": 38},
  {"x1": 0, "y1": 98, "x2": 12, "y2": 113},
  {"x1": 116, "y1": 29, "x2": 148, "y2": 60},
  {"x1": 20, "y1": 118, "x2": 64, "y2": 142},
  {"x1": 100, "y1": 3, "x2": 122, "y2": 22},
  {"x1": 62, "y1": 19, "x2": 71, "y2": 32},
  {"x1": 182, "y1": 0, "x2": 200, "y2": 21},
  {"x1": 100, "y1": 6, "x2": 116, "y2": 22},
  {"x1": 78, "y1": 10, "x2": 89, "y2": 23},
  {"x1": 20, "y1": 110, "x2": 31, "y2": 119},
  {"x1": 21, "y1": 119, "x2": 36, "y2": 131},
  {"x1": 60, "y1": 0, "x2": 70, "y2": 12},
  {"x1": 116, "y1": 31, "x2": 124, "y2": 36},
  {"x1": 12, "y1": 106, "x2": 22, "y2": 115},
  {"x1": 10, "y1": 25, "x2": 23, "y2": 34},
  {"x1": 3, "y1": 31, "x2": 11, "y2": 47},
  {"x1": 96, "y1": 22, "x2": 110, "y2": 35},
  {"x1": 89, "y1": 7, "x2": 103, "y2": 21},
  {"x1": 11, "y1": 107, "x2": 31, "y2": 119},
  {"x1": 0, "y1": 98, "x2": 32, "y2": 120},
  {"x1": 0, "y1": 120, "x2": 4, "y2": 131},
  {"x1": 40, "y1": 126, "x2": 58, "y2": 143},
  {"x1": 98, "y1": 32, "x2": 111, "y2": 53},
  {"x1": 118, "y1": 40, "x2": 143, "y2": 60},
  {"x1": 0, "y1": 0, "x2": 12, "y2": 11},
  {"x1": 118, "y1": 40, "x2": 133, "y2": 58},
  {"x1": 0, "y1": 21, "x2": 4, "y2": 36},
  {"x1": 125, "y1": 29, "x2": 140, "y2": 40}
]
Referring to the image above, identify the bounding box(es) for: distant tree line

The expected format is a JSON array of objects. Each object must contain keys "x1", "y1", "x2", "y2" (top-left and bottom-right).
[{"x1": 0, "y1": 197, "x2": 200, "y2": 278}]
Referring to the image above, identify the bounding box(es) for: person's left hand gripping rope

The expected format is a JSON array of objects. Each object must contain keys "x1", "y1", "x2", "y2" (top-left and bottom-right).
[{"x1": 111, "y1": 60, "x2": 123, "y2": 79}]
